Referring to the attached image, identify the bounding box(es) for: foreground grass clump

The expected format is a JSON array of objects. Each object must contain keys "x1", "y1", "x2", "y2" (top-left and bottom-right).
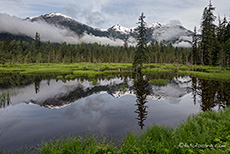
[
  {"x1": 34, "y1": 136, "x2": 117, "y2": 154},
  {"x1": 2, "y1": 107, "x2": 229, "y2": 154},
  {"x1": 120, "y1": 107, "x2": 230, "y2": 154}
]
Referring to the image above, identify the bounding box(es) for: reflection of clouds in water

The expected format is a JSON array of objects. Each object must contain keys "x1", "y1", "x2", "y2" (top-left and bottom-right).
[
  {"x1": 63, "y1": 93, "x2": 112, "y2": 119},
  {"x1": 82, "y1": 94, "x2": 107, "y2": 113},
  {"x1": 168, "y1": 99, "x2": 181, "y2": 105},
  {"x1": 0, "y1": 118, "x2": 21, "y2": 137},
  {"x1": 62, "y1": 93, "x2": 137, "y2": 135}
]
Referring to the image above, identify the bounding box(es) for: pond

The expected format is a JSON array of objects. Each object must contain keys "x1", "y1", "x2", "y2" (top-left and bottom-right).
[{"x1": 0, "y1": 72, "x2": 229, "y2": 151}]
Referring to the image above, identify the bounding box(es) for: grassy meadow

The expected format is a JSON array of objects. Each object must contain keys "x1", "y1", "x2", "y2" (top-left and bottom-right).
[{"x1": 0, "y1": 63, "x2": 230, "y2": 81}]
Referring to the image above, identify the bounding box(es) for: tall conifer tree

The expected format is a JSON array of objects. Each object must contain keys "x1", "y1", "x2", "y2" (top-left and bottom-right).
[
  {"x1": 35, "y1": 32, "x2": 41, "y2": 51},
  {"x1": 133, "y1": 13, "x2": 147, "y2": 72},
  {"x1": 200, "y1": 1, "x2": 216, "y2": 65},
  {"x1": 217, "y1": 17, "x2": 227, "y2": 68},
  {"x1": 192, "y1": 26, "x2": 199, "y2": 65}
]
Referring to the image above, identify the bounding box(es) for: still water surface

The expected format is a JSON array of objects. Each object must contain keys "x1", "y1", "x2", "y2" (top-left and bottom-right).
[{"x1": 0, "y1": 73, "x2": 229, "y2": 151}]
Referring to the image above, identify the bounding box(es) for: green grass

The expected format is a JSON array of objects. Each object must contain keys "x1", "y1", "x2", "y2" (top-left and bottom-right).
[
  {"x1": 73, "y1": 70, "x2": 103, "y2": 78},
  {"x1": 56, "y1": 75, "x2": 63, "y2": 80},
  {"x1": 65, "y1": 74, "x2": 77, "y2": 80},
  {"x1": 120, "y1": 107, "x2": 230, "y2": 154},
  {"x1": 91, "y1": 79, "x2": 99, "y2": 85},
  {"x1": 143, "y1": 63, "x2": 230, "y2": 81},
  {"x1": 2, "y1": 107, "x2": 230, "y2": 154},
  {"x1": 34, "y1": 136, "x2": 117, "y2": 154},
  {"x1": 0, "y1": 63, "x2": 131, "y2": 75},
  {"x1": 149, "y1": 79, "x2": 168, "y2": 86},
  {"x1": 0, "y1": 63, "x2": 229, "y2": 81},
  {"x1": 142, "y1": 67, "x2": 174, "y2": 74},
  {"x1": 119, "y1": 85, "x2": 126, "y2": 91},
  {"x1": 179, "y1": 70, "x2": 230, "y2": 81}
]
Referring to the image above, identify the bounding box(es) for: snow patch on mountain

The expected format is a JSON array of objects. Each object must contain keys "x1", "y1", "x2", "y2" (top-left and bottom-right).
[
  {"x1": 148, "y1": 22, "x2": 166, "y2": 28},
  {"x1": 27, "y1": 12, "x2": 74, "y2": 21},
  {"x1": 46, "y1": 13, "x2": 73, "y2": 19},
  {"x1": 110, "y1": 24, "x2": 130, "y2": 34}
]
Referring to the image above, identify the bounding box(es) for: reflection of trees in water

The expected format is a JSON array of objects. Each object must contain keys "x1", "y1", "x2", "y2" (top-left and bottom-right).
[
  {"x1": 145, "y1": 71, "x2": 176, "y2": 82},
  {"x1": 0, "y1": 73, "x2": 56, "y2": 90},
  {"x1": 133, "y1": 68, "x2": 149, "y2": 129},
  {"x1": 191, "y1": 77, "x2": 230, "y2": 111},
  {"x1": 192, "y1": 77, "x2": 198, "y2": 105},
  {"x1": 0, "y1": 73, "x2": 32, "y2": 89},
  {"x1": 0, "y1": 92, "x2": 11, "y2": 108},
  {"x1": 34, "y1": 76, "x2": 42, "y2": 94}
]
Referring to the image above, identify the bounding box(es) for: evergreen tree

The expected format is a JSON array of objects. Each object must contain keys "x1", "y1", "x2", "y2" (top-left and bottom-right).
[
  {"x1": 200, "y1": 1, "x2": 216, "y2": 65},
  {"x1": 34, "y1": 32, "x2": 41, "y2": 51},
  {"x1": 224, "y1": 39, "x2": 230, "y2": 67},
  {"x1": 192, "y1": 26, "x2": 198, "y2": 65},
  {"x1": 217, "y1": 17, "x2": 227, "y2": 68},
  {"x1": 225, "y1": 21, "x2": 230, "y2": 41},
  {"x1": 133, "y1": 13, "x2": 147, "y2": 72},
  {"x1": 225, "y1": 21, "x2": 230, "y2": 67}
]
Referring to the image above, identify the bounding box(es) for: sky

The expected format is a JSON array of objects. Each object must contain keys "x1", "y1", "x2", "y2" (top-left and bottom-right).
[{"x1": 0, "y1": 0, "x2": 230, "y2": 31}]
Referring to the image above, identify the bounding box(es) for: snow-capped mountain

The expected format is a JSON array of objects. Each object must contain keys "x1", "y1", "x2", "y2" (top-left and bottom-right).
[
  {"x1": 109, "y1": 24, "x2": 131, "y2": 34},
  {"x1": 1, "y1": 13, "x2": 193, "y2": 47},
  {"x1": 26, "y1": 13, "x2": 110, "y2": 37},
  {"x1": 108, "y1": 22, "x2": 193, "y2": 47}
]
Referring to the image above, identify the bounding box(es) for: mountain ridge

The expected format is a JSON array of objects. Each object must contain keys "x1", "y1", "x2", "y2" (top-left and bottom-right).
[
  {"x1": 0, "y1": 13, "x2": 193, "y2": 47},
  {"x1": 26, "y1": 13, "x2": 193, "y2": 47}
]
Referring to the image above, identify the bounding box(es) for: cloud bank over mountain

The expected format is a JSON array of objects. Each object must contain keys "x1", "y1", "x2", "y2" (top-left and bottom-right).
[
  {"x1": 0, "y1": 13, "x2": 192, "y2": 47},
  {"x1": 0, "y1": 13, "x2": 125, "y2": 46}
]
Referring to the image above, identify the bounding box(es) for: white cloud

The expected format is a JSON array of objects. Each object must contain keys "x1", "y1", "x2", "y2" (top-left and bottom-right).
[
  {"x1": 81, "y1": 33, "x2": 124, "y2": 46},
  {"x1": 173, "y1": 41, "x2": 192, "y2": 48},
  {"x1": 152, "y1": 20, "x2": 191, "y2": 42},
  {"x1": 0, "y1": 13, "x2": 76, "y2": 43},
  {"x1": 0, "y1": 13, "x2": 125, "y2": 46}
]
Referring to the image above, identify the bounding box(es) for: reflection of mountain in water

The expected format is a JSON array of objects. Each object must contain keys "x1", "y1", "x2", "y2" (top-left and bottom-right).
[
  {"x1": 27, "y1": 77, "x2": 182, "y2": 107},
  {"x1": 28, "y1": 77, "x2": 191, "y2": 109},
  {"x1": 28, "y1": 82, "x2": 133, "y2": 109},
  {"x1": 2, "y1": 75, "x2": 227, "y2": 112},
  {"x1": 114, "y1": 76, "x2": 192, "y2": 103}
]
